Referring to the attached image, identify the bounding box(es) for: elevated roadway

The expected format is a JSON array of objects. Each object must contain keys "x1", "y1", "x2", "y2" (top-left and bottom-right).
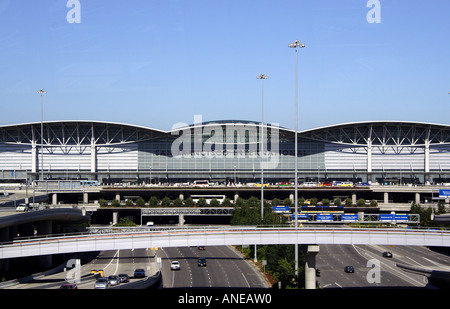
[{"x1": 1, "y1": 227, "x2": 449, "y2": 260}]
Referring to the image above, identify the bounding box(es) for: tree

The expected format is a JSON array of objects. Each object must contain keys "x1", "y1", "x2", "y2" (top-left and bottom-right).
[
  {"x1": 98, "y1": 198, "x2": 107, "y2": 207},
  {"x1": 271, "y1": 198, "x2": 281, "y2": 206},
  {"x1": 221, "y1": 197, "x2": 233, "y2": 207},
  {"x1": 345, "y1": 198, "x2": 353, "y2": 207},
  {"x1": 149, "y1": 196, "x2": 158, "y2": 207},
  {"x1": 356, "y1": 198, "x2": 366, "y2": 207},
  {"x1": 321, "y1": 198, "x2": 330, "y2": 206},
  {"x1": 283, "y1": 198, "x2": 292, "y2": 207},
  {"x1": 111, "y1": 199, "x2": 120, "y2": 207},
  {"x1": 334, "y1": 197, "x2": 342, "y2": 206},
  {"x1": 210, "y1": 198, "x2": 220, "y2": 207},
  {"x1": 161, "y1": 196, "x2": 171, "y2": 207},
  {"x1": 184, "y1": 197, "x2": 194, "y2": 207},
  {"x1": 125, "y1": 199, "x2": 134, "y2": 206},
  {"x1": 197, "y1": 197, "x2": 207, "y2": 207},
  {"x1": 173, "y1": 197, "x2": 183, "y2": 207},
  {"x1": 135, "y1": 197, "x2": 146, "y2": 207}
]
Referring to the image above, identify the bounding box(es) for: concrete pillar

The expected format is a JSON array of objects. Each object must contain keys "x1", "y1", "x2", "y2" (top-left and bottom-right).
[
  {"x1": 289, "y1": 193, "x2": 294, "y2": 202},
  {"x1": 115, "y1": 193, "x2": 120, "y2": 202},
  {"x1": 83, "y1": 192, "x2": 88, "y2": 204},
  {"x1": 179, "y1": 193, "x2": 184, "y2": 201},
  {"x1": 415, "y1": 192, "x2": 420, "y2": 204},
  {"x1": 234, "y1": 193, "x2": 239, "y2": 203},
  {"x1": 384, "y1": 192, "x2": 389, "y2": 204},
  {"x1": 305, "y1": 245, "x2": 320, "y2": 289},
  {"x1": 352, "y1": 193, "x2": 356, "y2": 205},
  {"x1": 52, "y1": 193, "x2": 57, "y2": 205},
  {"x1": 112, "y1": 212, "x2": 118, "y2": 225},
  {"x1": 179, "y1": 214, "x2": 185, "y2": 226}
]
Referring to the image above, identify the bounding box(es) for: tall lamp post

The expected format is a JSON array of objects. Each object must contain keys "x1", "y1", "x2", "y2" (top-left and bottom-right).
[
  {"x1": 289, "y1": 40, "x2": 305, "y2": 275},
  {"x1": 257, "y1": 73, "x2": 268, "y2": 221},
  {"x1": 37, "y1": 89, "x2": 46, "y2": 181}
]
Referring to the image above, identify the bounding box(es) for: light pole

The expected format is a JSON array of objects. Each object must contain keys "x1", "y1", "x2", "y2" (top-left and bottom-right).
[
  {"x1": 257, "y1": 73, "x2": 268, "y2": 221},
  {"x1": 289, "y1": 40, "x2": 305, "y2": 276},
  {"x1": 37, "y1": 89, "x2": 46, "y2": 181}
]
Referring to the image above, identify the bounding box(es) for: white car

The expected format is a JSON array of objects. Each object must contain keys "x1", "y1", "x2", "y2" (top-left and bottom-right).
[{"x1": 170, "y1": 261, "x2": 181, "y2": 270}]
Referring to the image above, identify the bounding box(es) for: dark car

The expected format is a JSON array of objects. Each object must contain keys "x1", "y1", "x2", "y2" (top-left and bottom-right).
[
  {"x1": 118, "y1": 274, "x2": 129, "y2": 283},
  {"x1": 59, "y1": 283, "x2": 78, "y2": 289},
  {"x1": 382, "y1": 251, "x2": 393, "y2": 258},
  {"x1": 134, "y1": 268, "x2": 146, "y2": 278},
  {"x1": 198, "y1": 258, "x2": 207, "y2": 267},
  {"x1": 344, "y1": 266, "x2": 354, "y2": 273}
]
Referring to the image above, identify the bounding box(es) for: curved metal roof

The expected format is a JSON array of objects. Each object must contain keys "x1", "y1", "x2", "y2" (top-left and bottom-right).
[{"x1": 0, "y1": 120, "x2": 449, "y2": 146}]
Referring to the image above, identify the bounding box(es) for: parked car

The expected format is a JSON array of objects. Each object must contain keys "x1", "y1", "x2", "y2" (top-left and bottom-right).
[
  {"x1": 94, "y1": 278, "x2": 110, "y2": 289},
  {"x1": 197, "y1": 258, "x2": 207, "y2": 267},
  {"x1": 382, "y1": 251, "x2": 393, "y2": 258},
  {"x1": 198, "y1": 246, "x2": 206, "y2": 250},
  {"x1": 108, "y1": 275, "x2": 120, "y2": 286},
  {"x1": 344, "y1": 266, "x2": 354, "y2": 273},
  {"x1": 134, "y1": 268, "x2": 146, "y2": 278},
  {"x1": 171, "y1": 261, "x2": 181, "y2": 270},
  {"x1": 118, "y1": 274, "x2": 129, "y2": 283}
]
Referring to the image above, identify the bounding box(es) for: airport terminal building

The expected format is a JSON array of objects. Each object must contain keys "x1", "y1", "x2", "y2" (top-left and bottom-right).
[{"x1": 0, "y1": 120, "x2": 450, "y2": 185}]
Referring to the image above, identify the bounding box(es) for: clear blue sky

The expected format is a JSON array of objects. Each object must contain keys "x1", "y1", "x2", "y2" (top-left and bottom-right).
[{"x1": 0, "y1": 0, "x2": 448, "y2": 131}]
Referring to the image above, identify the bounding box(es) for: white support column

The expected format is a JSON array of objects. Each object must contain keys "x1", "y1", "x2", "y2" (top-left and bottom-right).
[
  {"x1": 424, "y1": 139, "x2": 430, "y2": 184},
  {"x1": 304, "y1": 245, "x2": 319, "y2": 289},
  {"x1": 31, "y1": 140, "x2": 37, "y2": 174},
  {"x1": 91, "y1": 124, "x2": 97, "y2": 174},
  {"x1": 367, "y1": 140, "x2": 372, "y2": 173}
]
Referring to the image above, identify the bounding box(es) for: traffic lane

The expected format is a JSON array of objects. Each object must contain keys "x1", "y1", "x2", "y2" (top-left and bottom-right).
[
  {"x1": 209, "y1": 246, "x2": 268, "y2": 288},
  {"x1": 317, "y1": 244, "x2": 371, "y2": 288},
  {"x1": 6, "y1": 249, "x2": 155, "y2": 289},
  {"x1": 317, "y1": 245, "x2": 427, "y2": 288},
  {"x1": 160, "y1": 246, "x2": 268, "y2": 289}
]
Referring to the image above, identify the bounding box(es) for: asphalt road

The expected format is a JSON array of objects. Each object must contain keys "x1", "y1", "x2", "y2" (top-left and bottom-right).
[
  {"x1": 159, "y1": 245, "x2": 269, "y2": 289},
  {"x1": 316, "y1": 244, "x2": 450, "y2": 288},
  {"x1": 2, "y1": 248, "x2": 156, "y2": 289}
]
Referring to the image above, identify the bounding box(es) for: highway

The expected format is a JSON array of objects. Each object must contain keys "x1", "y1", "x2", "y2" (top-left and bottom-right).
[
  {"x1": 2, "y1": 248, "x2": 157, "y2": 289},
  {"x1": 159, "y1": 245, "x2": 269, "y2": 288},
  {"x1": 316, "y1": 244, "x2": 450, "y2": 288},
  {"x1": 2, "y1": 246, "x2": 268, "y2": 289}
]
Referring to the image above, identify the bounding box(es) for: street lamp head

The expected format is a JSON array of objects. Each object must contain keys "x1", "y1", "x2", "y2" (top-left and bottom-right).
[
  {"x1": 37, "y1": 89, "x2": 47, "y2": 94},
  {"x1": 257, "y1": 74, "x2": 268, "y2": 80},
  {"x1": 289, "y1": 40, "x2": 305, "y2": 48}
]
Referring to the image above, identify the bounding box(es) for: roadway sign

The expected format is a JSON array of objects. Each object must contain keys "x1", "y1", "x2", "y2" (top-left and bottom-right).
[
  {"x1": 272, "y1": 206, "x2": 290, "y2": 213},
  {"x1": 316, "y1": 214, "x2": 333, "y2": 222},
  {"x1": 292, "y1": 214, "x2": 309, "y2": 220},
  {"x1": 439, "y1": 189, "x2": 450, "y2": 197},
  {"x1": 341, "y1": 214, "x2": 358, "y2": 222}
]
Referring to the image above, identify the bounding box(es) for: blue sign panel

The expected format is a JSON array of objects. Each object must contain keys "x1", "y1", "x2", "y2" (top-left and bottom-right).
[
  {"x1": 341, "y1": 214, "x2": 358, "y2": 222},
  {"x1": 379, "y1": 214, "x2": 394, "y2": 221},
  {"x1": 394, "y1": 214, "x2": 409, "y2": 222},
  {"x1": 317, "y1": 214, "x2": 333, "y2": 222},
  {"x1": 292, "y1": 214, "x2": 309, "y2": 220},
  {"x1": 273, "y1": 206, "x2": 290, "y2": 213},
  {"x1": 439, "y1": 189, "x2": 450, "y2": 197}
]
